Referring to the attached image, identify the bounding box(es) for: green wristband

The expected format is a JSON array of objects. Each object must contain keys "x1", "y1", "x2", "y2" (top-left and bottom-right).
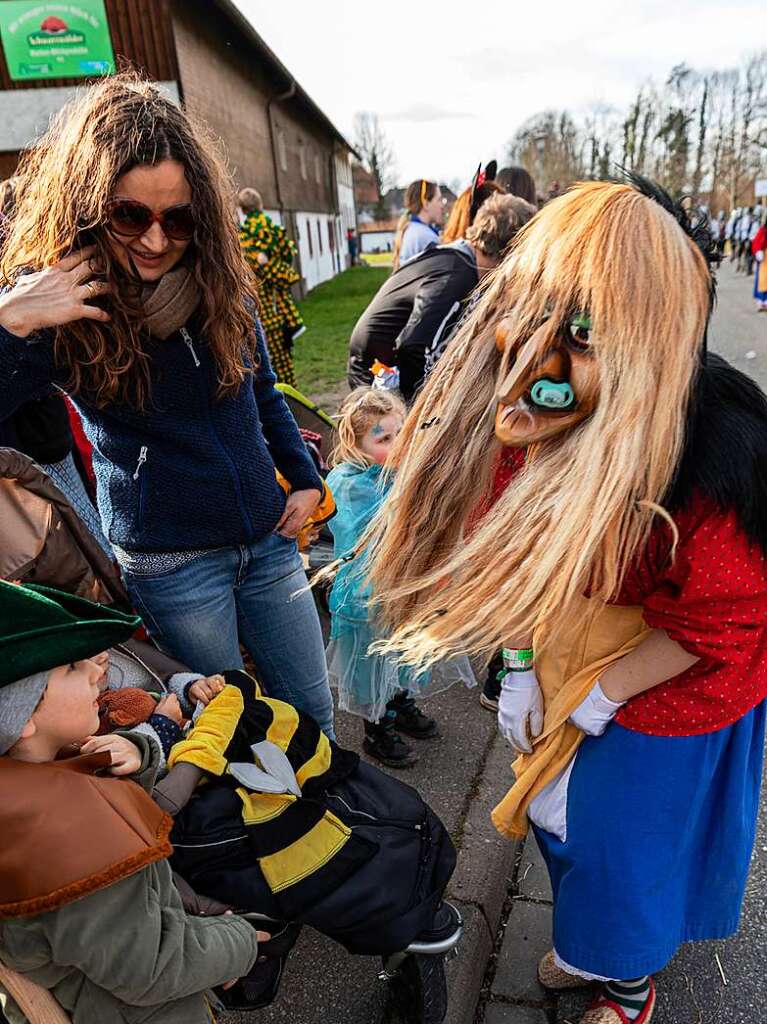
[{"x1": 502, "y1": 647, "x2": 534, "y2": 671}]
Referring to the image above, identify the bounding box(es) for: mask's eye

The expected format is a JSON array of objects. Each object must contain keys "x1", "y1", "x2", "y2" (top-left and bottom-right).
[{"x1": 568, "y1": 314, "x2": 591, "y2": 352}]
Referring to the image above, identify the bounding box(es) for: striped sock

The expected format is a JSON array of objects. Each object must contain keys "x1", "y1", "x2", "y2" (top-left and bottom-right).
[{"x1": 604, "y1": 977, "x2": 651, "y2": 1021}]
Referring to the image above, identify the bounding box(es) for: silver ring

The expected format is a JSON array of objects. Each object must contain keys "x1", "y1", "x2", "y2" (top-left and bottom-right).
[{"x1": 85, "y1": 281, "x2": 95, "y2": 298}]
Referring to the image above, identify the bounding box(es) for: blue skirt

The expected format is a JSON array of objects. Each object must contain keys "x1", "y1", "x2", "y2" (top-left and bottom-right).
[{"x1": 534, "y1": 701, "x2": 766, "y2": 979}]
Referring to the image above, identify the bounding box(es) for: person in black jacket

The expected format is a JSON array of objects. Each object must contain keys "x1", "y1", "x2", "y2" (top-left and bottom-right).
[{"x1": 348, "y1": 193, "x2": 535, "y2": 401}]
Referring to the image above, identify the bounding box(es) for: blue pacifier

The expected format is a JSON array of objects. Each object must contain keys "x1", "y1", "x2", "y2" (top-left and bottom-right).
[{"x1": 529, "y1": 379, "x2": 575, "y2": 410}]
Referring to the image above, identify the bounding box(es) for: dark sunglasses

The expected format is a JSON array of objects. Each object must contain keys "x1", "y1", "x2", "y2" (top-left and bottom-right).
[{"x1": 106, "y1": 199, "x2": 196, "y2": 241}]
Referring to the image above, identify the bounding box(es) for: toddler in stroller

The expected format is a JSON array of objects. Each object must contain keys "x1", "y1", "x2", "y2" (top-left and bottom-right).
[{"x1": 154, "y1": 668, "x2": 463, "y2": 1022}]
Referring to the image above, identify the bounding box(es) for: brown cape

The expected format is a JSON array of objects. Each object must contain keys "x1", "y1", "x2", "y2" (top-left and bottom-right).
[{"x1": 0, "y1": 752, "x2": 172, "y2": 918}]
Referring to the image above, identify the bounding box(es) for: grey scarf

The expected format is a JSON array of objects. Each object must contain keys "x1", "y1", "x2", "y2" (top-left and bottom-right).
[{"x1": 140, "y1": 265, "x2": 201, "y2": 339}]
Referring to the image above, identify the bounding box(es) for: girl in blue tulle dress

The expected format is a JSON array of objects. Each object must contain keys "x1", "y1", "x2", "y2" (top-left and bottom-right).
[{"x1": 325, "y1": 387, "x2": 474, "y2": 768}]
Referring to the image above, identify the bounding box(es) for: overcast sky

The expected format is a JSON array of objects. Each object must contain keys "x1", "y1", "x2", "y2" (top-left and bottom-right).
[{"x1": 234, "y1": 0, "x2": 762, "y2": 190}]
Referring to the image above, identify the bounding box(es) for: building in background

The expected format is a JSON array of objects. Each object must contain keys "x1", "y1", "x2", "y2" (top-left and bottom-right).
[
  {"x1": 0, "y1": 0, "x2": 358, "y2": 293},
  {"x1": 358, "y1": 218, "x2": 398, "y2": 254}
]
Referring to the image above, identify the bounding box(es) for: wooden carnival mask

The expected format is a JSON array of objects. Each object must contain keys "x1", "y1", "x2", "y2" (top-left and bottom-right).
[{"x1": 494, "y1": 311, "x2": 600, "y2": 446}]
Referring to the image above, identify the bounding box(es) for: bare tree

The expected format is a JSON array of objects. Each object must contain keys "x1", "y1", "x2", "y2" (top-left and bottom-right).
[
  {"x1": 508, "y1": 109, "x2": 584, "y2": 191},
  {"x1": 504, "y1": 51, "x2": 767, "y2": 212},
  {"x1": 353, "y1": 112, "x2": 396, "y2": 218},
  {"x1": 691, "y1": 77, "x2": 709, "y2": 201}
]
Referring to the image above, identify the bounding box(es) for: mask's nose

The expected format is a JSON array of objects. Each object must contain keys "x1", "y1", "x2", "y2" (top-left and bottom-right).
[{"x1": 497, "y1": 324, "x2": 572, "y2": 408}]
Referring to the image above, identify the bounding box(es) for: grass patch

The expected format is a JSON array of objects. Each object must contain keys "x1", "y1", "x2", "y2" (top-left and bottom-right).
[
  {"x1": 360, "y1": 252, "x2": 394, "y2": 267},
  {"x1": 294, "y1": 265, "x2": 388, "y2": 394}
]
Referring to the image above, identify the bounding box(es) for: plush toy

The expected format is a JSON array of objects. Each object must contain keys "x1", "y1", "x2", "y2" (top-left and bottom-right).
[{"x1": 96, "y1": 687, "x2": 158, "y2": 733}]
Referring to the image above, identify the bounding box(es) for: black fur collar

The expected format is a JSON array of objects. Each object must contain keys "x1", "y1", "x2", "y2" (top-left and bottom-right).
[{"x1": 665, "y1": 353, "x2": 767, "y2": 554}]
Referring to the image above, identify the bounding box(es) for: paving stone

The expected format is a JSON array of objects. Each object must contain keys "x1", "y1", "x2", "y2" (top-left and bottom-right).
[
  {"x1": 557, "y1": 987, "x2": 594, "y2": 1023},
  {"x1": 516, "y1": 834, "x2": 553, "y2": 904},
  {"x1": 448, "y1": 729, "x2": 521, "y2": 937},
  {"x1": 492, "y1": 900, "x2": 553, "y2": 1002},
  {"x1": 485, "y1": 1004, "x2": 550, "y2": 1024}
]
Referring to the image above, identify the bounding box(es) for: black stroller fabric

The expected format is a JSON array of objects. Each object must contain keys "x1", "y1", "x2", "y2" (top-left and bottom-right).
[{"x1": 170, "y1": 675, "x2": 456, "y2": 955}]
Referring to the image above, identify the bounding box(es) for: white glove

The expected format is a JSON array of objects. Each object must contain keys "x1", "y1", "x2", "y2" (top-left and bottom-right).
[
  {"x1": 568, "y1": 679, "x2": 625, "y2": 736},
  {"x1": 756, "y1": 250, "x2": 764, "y2": 263},
  {"x1": 497, "y1": 668, "x2": 544, "y2": 753}
]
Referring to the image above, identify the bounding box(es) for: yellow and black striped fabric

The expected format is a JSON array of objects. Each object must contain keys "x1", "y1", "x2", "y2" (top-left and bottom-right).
[{"x1": 168, "y1": 672, "x2": 366, "y2": 910}]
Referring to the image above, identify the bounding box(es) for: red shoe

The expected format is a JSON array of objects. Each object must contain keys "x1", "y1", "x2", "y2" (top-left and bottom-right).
[{"x1": 579, "y1": 977, "x2": 655, "y2": 1024}]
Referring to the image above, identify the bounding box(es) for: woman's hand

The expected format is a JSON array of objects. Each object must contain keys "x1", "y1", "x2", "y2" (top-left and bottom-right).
[
  {"x1": 275, "y1": 488, "x2": 321, "y2": 539},
  {"x1": 0, "y1": 247, "x2": 110, "y2": 338},
  {"x1": 497, "y1": 668, "x2": 544, "y2": 754},
  {"x1": 80, "y1": 734, "x2": 143, "y2": 776},
  {"x1": 568, "y1": 680, "x2": 625, "y2": 737}
]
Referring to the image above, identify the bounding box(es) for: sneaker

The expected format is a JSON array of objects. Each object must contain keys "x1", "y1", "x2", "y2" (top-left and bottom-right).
[
  {"x1": 388, "y1": 694, "x2": 438, "y2": 739},
  {"x1": 363, "y1": 721, "x2": 418, "y2": 768},
  {"x1": 480, "y1": 654, "x2": 504, "y2": 712},
  {"x1": 479, "y1": 690, "x2": 500, "y2": 712}
]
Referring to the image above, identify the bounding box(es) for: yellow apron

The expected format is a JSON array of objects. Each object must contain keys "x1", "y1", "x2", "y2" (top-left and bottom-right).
[
  {"x1": 492, "y1": 598, "x2": 651, "y2": 839},
  {"x1": 758, "y1": 257, "x2": 767, "y2": 296}
]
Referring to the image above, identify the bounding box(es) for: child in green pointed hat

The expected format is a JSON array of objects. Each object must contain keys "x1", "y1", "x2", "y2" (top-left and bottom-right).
[{"x1": 0, "y1": 580, "x2": 263, "y2": 1024}]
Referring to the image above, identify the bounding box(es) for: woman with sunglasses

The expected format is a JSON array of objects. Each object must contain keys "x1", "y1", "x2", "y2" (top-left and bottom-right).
[{"x1": 0, "y1": 75, "x2": 335, "y2": 738}]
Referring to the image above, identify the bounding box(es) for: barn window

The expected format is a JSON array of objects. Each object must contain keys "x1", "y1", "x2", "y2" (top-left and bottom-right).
[{"x1": 299, "y1": 141, "x2": 307, "y2": 180}]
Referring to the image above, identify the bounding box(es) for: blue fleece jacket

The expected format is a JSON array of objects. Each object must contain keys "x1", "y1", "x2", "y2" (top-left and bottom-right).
[{"x1": 0, "y1": 315, "x2": 322, "y2": 552}]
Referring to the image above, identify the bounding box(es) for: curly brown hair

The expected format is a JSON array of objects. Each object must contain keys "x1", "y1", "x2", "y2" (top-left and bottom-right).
[{"x1": 0, "y1": 73, "x2": 259, "y2": 409}]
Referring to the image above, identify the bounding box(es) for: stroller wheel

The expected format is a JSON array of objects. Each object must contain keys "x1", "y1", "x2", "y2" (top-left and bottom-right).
[{"x1": 385, "y1": 952, "x2": 448, "y2": 1024}]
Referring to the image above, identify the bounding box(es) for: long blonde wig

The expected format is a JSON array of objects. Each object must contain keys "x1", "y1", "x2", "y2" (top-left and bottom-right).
[{"x1": 366, "y1": 180, "x2": 712, "y2": 666}]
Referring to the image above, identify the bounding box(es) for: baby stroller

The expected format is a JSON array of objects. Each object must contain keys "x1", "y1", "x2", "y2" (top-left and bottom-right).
[
  {"x1": 0, "y1": 446, "x2": 463, "y2": 1024},
  {"x1": 275, "y1": 384, "x2": 339, "y2": 615}
]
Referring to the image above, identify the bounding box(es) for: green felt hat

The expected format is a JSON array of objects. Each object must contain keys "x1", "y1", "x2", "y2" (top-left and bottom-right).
[{"x1": 0, "y1": 582, "x2": 141, "y2": 688}]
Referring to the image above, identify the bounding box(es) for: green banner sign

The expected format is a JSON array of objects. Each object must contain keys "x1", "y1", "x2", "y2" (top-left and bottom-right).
[{"x1": 0, "y1": 1, "x2": 115, "y2": 81}]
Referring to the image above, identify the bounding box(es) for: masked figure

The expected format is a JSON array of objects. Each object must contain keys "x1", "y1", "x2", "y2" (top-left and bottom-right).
[{"x1": 365, "y1": 177, "x2": 767, "y2": 1024}]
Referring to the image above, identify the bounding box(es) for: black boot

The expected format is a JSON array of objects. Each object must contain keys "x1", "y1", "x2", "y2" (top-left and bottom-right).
[
  {"x1": 480, "y1": 652, "x2": 504, "y2": 712},
  {"x1": 387, "y1": 692, "x2": 438, "y2": 739},
  {"x1": 363, "y1": 717, "x2": 418, "y2": 768}
]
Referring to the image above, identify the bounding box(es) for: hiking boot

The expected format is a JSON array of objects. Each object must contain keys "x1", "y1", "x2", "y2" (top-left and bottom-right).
[
  {"x1": 387, "y1": 693, "x2": 438, "y2": 739},
  {"x1": 363, "y1": 719, "x2": 418, "y2": 769}
]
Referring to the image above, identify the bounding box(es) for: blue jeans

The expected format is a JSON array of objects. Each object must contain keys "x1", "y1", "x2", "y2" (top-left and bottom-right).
[{"x1": 123, "y1": 532, "x2": 335, "y2": 738}]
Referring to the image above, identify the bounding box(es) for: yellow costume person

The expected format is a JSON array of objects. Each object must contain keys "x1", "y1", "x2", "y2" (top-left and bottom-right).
[{"x1": 238, "y1": 188, "x2": 305, "y2": 386}]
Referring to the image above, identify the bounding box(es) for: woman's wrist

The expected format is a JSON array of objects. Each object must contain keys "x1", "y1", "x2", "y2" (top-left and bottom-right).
[
  {"x1": 0, "y1": 294, "x2": 33, "y2": 338},
  {"x1": 598, "y1": 672, "x2": 629, "y2": 704}
]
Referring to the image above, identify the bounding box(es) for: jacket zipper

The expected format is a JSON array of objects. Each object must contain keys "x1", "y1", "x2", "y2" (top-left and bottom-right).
[
  {"x1": 327, "y1": 793, "x2": 422, "y2": 831},
  {"x1": 133, "y1": 445, "x2": 148, "y2": 480},
  {"x1": 180, "y1": 326, "x2": 201, "y2": 367},
  {"x1": 172, "y1": 835, "x2": 248, "y2": 849}
]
